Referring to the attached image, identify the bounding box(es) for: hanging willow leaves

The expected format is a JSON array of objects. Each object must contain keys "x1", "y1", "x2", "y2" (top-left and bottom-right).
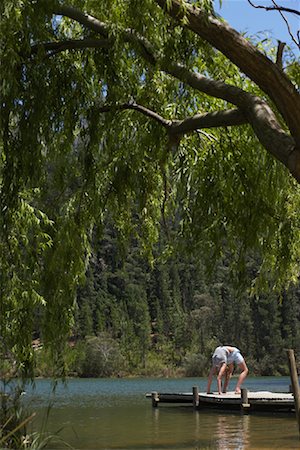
[{"x1": 0, "y1": 0, "x2": 299, "y2": 375}]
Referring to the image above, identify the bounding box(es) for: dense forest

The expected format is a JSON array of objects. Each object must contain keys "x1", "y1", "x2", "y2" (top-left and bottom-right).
[{"x1": 32, "y1": 220, "x2": 300, "y2": 379}]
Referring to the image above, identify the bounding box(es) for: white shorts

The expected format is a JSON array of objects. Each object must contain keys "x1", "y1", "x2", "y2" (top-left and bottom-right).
[{"x1": 227, "y1": 349, "x2": 244, "y2": 365}]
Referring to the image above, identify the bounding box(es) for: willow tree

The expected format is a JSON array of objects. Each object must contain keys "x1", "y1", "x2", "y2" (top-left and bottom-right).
[{"x1": 0, "y1": 0, "x2": 299, "y2": 374}]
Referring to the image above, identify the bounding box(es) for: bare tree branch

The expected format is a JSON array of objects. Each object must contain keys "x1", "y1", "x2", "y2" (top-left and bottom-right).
[
  {"x1": 247, "y1": 0, "x2": 300, "y2": 50},
  {"x1": 276, "y1": 40, "x2": 286, "y2": 69},
  {"x1": 269, "y1": 0, "x2": 300, "y2": 50},
  {"x1": 247, "y1": 0, "x2": 300, "y2": 17}
]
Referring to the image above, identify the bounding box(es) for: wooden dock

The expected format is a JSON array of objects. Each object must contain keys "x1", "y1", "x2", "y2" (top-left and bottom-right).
[{"x1": 147, "y1": 388, "x2": 295, "y2": 413}]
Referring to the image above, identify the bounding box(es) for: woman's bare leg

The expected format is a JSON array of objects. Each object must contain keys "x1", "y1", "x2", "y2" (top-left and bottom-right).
[{"x1": 235, "y1": 361, "x2": 248, "y2": 394}]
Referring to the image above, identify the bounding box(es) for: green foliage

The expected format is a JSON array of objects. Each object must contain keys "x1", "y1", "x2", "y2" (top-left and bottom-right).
[
  {"x1": 139, "y1": 350, "x2": 169, "y2": 377},
  {"x1": 79, "y1": 334, "x2": 125, "y2": 377},
  {"x1": 0, "y1": 380, "x2": 28, "y2": 449},
  {"x1": 0, "y1": 0, "x2": 300, "y2": 376},
  {"x1": 0, "y1": 379, "x2": 70, "y2": 449},
  {"x1": 183, "y1": 352, "x2": 208, "y2": 376},
  {"x1": 173, "y1": 124, "x2": 300, "y2": 290}
]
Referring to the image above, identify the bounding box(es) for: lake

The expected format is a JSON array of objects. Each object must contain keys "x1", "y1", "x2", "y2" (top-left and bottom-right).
[{"x1": 23, "y1": 377, "x2": 299, "y2": 449}]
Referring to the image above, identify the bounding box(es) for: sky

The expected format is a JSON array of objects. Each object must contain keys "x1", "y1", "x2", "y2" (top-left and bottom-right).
[{"x1": 214, "y1": 0, "x2": 300, "y2": 54}]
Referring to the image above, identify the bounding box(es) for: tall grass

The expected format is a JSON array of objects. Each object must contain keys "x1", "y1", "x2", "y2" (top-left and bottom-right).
[{"x1": 0, "y1": 380, "x2": 72, "y2": 449}]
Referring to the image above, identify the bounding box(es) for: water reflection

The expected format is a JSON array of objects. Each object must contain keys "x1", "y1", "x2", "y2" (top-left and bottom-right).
[
  {"x1": 152, "y1": 407, "x2": 160, "y2": 440},
  {"x1": 215, "y1": 414, "x2": 250, "y2": 449}
]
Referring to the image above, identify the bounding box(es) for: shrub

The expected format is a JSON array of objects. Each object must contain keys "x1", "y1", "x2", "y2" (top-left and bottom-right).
[
  {"x1": 79, "y1": 333, "x2": 125, "y2": 377},
  {"x1": 182, "y1": 352, "x2": 208, "y2": 377}
]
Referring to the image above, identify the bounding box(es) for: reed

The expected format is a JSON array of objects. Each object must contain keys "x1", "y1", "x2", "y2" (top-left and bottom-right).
[{"x1": 0, "y1": 380, "x2": 71, "y2": 449}]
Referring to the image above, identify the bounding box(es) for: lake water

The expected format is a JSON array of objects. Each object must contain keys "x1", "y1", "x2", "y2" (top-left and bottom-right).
[{"x1": 23, "y1": 377, "x2": 299, "y2": 449}]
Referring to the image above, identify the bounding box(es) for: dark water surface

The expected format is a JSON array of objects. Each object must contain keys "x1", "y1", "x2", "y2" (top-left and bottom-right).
[{"x1": 24, "y1": 377, "x2": 299, "y2": 449}]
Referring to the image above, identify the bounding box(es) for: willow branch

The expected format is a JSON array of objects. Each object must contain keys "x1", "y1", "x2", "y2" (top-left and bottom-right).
[
  {"x1": 97, "y1": 102, "x2": 172, "y2": 128},
  {"x1": 49, "y1": 5, "x2": 255, "y2": 109},
  {"x1": 52, "y1": 4, "x2": 158, "y2": 64},
  {"x1": 166, "y1": 63, "x2": 295, "y2": 165},
  {"x1": 170, "y1": 109, "x2": 247, "y2": 133},
  {"x1": 53, "y1": 5, "x2": 110, "y2": 36},
  {"x1": 52, "y1": 1, "x2": 300, "y2": 139},
  {"x1": 155, "y1": 0, "x2": 300, "y2": 143},
  {"x1": 49, "y1": 3, "x2": 297, "y2": 177},
  {"x1": 31, "y1": 38, "x2": 113, "y2": 55},
  {"x1": 50, "y1": 5, "x2": 258, "y2": 108},
  {"x1": 97, "y1": 102, "x2": 247, "y2": 133}
]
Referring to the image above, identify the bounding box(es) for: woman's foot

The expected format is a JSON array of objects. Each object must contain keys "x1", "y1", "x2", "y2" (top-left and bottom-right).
[{"x1": 235, "y1": 388, "x2": 241, "y2": 394}]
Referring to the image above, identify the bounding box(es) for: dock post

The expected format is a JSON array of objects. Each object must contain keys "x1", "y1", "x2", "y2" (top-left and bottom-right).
[
  {"x1": 287, "y1": 349, "x2": 300, "y2": 435},
  {"x1": 241, "y1": 388, "x2": 250, "y2": 414},
  {"x1": 192, "y1": 386, "x2": 199, "y2": 409},
  {"x1": 151, "y1": 391, "x2": 159, "y2": 408}
]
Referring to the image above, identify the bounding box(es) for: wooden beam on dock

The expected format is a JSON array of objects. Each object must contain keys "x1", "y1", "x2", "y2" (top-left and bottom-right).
[
  {"x1": 192, "y1": 386, "x2": 199, "y2": 409},
  {"x1": 287, "y1": 349, "x2": 300, "y2": 435},
  {"x1": 151, "y1": 391, "x2": 159, "y2": 408},
  {"x1": 241, "y1": 388, "x2": 250, "y2": 414}
]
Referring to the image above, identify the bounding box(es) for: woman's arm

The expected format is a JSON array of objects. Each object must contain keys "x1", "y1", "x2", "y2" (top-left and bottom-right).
[{"x1": 223, "y1": 363, "x2": 234, "y2": 393}]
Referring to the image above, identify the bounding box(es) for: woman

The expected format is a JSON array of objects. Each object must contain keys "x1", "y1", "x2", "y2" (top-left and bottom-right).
[{"x1": 206, "y1": 345, "x2": 248, "y2": 395}]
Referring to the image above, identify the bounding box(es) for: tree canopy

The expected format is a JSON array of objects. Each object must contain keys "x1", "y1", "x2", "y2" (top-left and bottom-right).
[{"x1": 0, "y1": 0, "x2": 300, "y2": 375}]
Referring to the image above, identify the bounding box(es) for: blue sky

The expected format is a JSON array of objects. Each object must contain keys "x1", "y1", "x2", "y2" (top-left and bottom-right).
[{"x1": 214, "y1": 0, "x2": 299, "y2": 53}]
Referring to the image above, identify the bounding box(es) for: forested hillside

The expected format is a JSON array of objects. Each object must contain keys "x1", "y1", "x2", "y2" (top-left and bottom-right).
[{"x1": 36, "y1": 221, "x2": 300, "y2": 378}]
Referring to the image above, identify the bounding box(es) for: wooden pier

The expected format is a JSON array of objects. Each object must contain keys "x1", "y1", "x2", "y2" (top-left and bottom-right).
[{"x1": 147, "y1": 388, "x2": 295, "y2": 413}]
